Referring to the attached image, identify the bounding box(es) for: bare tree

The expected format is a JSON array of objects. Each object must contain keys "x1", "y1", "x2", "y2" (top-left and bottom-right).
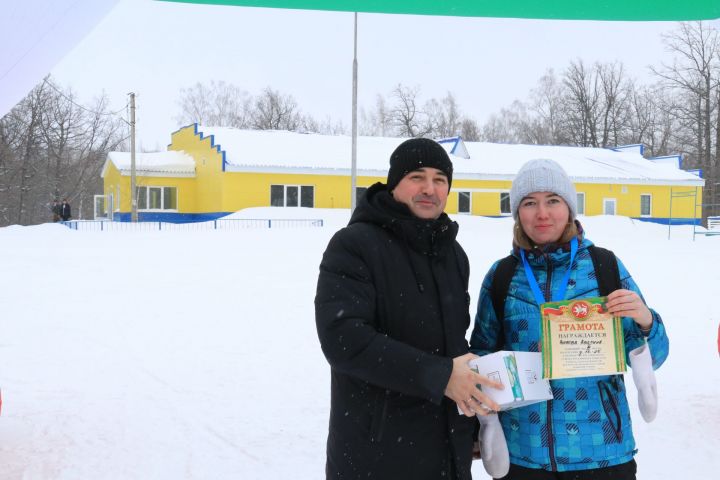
[
  {"x1": 625, "y1": 83, "x2": 676, "y2": 157},
  {"x1": 3, "y1": 82, "x2": 50, "y2": 224},
  {"x1": 526, "y1": 70, "x2": 568, "y2": 145},
  {"x1": 389, "y1": 84, "x2": 430, "y2": 138},
  {"x1": 176, "y1": 80, "x2": 251, "y2": 128},
  {"x1": 425, "y1": 92, "x2": 463, "y2": 138},
  {"x1": 0, "y1": 77, "x2": 125, "y2": 226},
  {"x1": 460, "y1": 118, "x2": 481, "y2": 142},
  {"x1": 652, "y1": 21, "x2": 720, "y2": 218},
  {"x1": 251, "y1": 87, "x2": 302, "y2": 131},
  {"x1": 359, "y1": 94, "x2": 392, "y2": 136},
  {"x1": 562, "y1": 59, "x2": 602, "y2": 146}
]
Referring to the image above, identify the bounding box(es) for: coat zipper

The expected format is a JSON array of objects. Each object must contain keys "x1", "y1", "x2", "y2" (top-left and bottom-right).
[{"x1": 543, "y1": 255, "x2": 558, "y2": 471}]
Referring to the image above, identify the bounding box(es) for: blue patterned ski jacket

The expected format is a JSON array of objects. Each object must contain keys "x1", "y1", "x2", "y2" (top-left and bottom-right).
[{"x1": 469, "y1": 236, "x2": 669, "y2": 472}]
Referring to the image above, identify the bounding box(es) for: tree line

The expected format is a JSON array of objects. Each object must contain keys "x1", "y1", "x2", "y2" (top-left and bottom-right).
[
  {"x1": 1, "y1": 22, "x2": 718, "y2": 226},
  {"x1": 175, "y1": 22, "x2": 720, "y2": 220},
  {"x1": 0, "y1": 79, "x2": 126, "y2": 226}
]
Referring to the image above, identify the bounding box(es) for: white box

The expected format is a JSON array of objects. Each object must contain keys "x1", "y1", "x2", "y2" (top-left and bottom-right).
[{"x1": 465, "y1": 351, "x2": 553, "y2": 411}]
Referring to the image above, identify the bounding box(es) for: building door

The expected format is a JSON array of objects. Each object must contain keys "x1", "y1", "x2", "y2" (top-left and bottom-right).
[
  {"x1": 603, "y1": 198, "x2": 616, "y2": 215},
  {"x1": 94, "y1": 194, "x2": 111, "y2": 220}
]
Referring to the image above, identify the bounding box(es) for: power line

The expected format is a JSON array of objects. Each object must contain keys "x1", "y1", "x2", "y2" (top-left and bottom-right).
[{"x1": 42, "y1": 77, "x2": 129, "y2": 119}]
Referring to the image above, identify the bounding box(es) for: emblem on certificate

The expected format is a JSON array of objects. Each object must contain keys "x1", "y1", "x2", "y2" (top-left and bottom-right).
[{"x1": 540, "y1": 297, "x2": 626, "y2": 379}]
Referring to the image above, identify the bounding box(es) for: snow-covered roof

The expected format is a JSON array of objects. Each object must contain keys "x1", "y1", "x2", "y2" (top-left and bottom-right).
[
  {"x1": 194, "y1": 126, "x2": 703, "y2": 187},
  {"x1": 103, "y1": 151, "x2": 195, "y2": 177}
]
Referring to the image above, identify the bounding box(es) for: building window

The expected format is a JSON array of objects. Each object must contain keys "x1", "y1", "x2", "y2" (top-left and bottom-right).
[
  {"x1": 458, "y1": 191, "x2": 471, "y2": 214},
  {"x1": 576, "y1": 192, "x2": 585, "y2": 215},
  {"x1": 271, "y1": 185, "x2": 314, "y2": 207},
  {"x1": 500, "y1": 192, "x2": 511, "y2": 215},
  {"x1": 640, "y1": 194, "x2": 652, "y2": 217},
  {"x1": 271, "y1": 185, "x2": 284, "y2": 206},
  {"x1": 286, "y1": 186, "x2": 299, "y2": 206},
  {"x1": 300, "y1": 186, "x2": 313, "y2": 207},
  {"x1": 149, "y1": 187, "x2": 162, "y2": 209},
  {"x1": 164, "y1": 187, "x2": 177, "y2": 210},
  {"x1": 136, "y1": 186, "x2": 178, "y2": 210}
]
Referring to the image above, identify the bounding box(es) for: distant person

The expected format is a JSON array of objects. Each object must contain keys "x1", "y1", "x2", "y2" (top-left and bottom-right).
[
  {"x1": 59, "y1": 198, "x2": 72, "y2": 221},
  {"x1": 470, "y1": 159, "x2": 669, "y2": 479},
  {"x1": 51, "y1": 199, "x2": 60, "y2": 222},
  {"x1": 315, "y1": 138, "x2": 503, "y2": 480}
]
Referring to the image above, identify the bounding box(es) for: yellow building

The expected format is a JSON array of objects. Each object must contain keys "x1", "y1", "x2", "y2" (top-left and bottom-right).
[{"x1": 100, "y1": 124, "x2": 704, "y2": 224}]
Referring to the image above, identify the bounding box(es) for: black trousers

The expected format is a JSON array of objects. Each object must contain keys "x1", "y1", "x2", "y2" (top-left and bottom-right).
[{"x1": 497, "y1": 460, "x2": 636, "y2": 480}]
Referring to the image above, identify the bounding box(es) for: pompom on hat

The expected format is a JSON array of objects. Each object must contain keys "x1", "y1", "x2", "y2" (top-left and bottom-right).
[
  {"x1": 509, "y1": 158, "x2": 577, "y2": 220},
  {"x1": 386, "y1": 138, "x2": 453, "y2": 192}
]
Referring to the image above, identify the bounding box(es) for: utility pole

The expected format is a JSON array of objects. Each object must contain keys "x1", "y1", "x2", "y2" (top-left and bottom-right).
[
  {"x1": 350, "y1": 12, "x2": 358, "y2": 213},
  {"x1": 129, "y1": 92, "x2": 137, "y2": 222}
]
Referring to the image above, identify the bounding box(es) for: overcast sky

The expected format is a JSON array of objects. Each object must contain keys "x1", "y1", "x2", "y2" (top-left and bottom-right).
[{"x1": 50, "y1": 0, "x2": 719, "y2": 150}]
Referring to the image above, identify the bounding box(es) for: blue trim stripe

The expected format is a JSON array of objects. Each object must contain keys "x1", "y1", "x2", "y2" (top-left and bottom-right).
[{"x1": 113, "y1": 212, "x2": 232, "y2": 223}]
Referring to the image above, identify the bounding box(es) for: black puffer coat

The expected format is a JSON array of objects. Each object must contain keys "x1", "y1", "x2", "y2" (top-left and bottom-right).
[{"x1": 315, "y1": 183, "x2": 477, "y2": 480}]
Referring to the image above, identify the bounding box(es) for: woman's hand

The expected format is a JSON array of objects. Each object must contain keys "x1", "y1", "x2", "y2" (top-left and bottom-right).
[{"x1": 605, "y1": 289, "x2": 652, "y2": 330}]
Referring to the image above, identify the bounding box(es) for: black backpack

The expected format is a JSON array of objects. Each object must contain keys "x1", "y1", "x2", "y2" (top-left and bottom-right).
[{"x1": 490, "y1": 245, "x2": 620, "y2": 331}]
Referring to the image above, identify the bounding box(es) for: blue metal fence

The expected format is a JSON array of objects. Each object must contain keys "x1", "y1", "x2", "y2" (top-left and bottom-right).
[{"x1": 61, "y1": 218, "x2": 324, "y2": 232}]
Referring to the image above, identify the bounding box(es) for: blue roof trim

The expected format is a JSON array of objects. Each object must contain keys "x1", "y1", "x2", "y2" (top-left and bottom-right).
[
  {"x1": 437, "y1": 136, "x2": 461, "y2": 154},
  {"x1": 649, "y1": 154, "x2": 682, "y2": 169},
  {"x1": 611, "y1": 144, "x2": 645, "y2": 155},
  {"x1": 189, "y1": 123, "x2": 228, "y2": 172}
]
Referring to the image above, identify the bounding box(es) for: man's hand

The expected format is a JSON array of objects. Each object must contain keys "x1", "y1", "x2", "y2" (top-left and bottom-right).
[{"x1": 445, "y1": 353, "x2": 503, "y2": 417}]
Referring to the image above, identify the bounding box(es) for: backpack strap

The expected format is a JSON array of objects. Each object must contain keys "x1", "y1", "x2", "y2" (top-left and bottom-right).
[
  {"x1": 587, "y1": 245, "x2": 625, "y2": 385},
  {"x1": 490, "y1": 255, "x2": 518, "y2": 322},
  {"x1": 489, "y1": 255, "x2": 518, "y2": 350},
  {"x1": 587, "y1": 245, "x2": 621, "y2": 296}
]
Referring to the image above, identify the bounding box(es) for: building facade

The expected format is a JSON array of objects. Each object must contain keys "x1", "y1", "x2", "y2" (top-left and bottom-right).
[{"x1": 100, "y1": 124, "x2": 704, "y2": 224}]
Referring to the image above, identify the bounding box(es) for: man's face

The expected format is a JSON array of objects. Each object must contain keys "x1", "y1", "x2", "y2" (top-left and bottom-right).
[{"x1": 391, "y1": 167, "x2": 449, "y2": 220}]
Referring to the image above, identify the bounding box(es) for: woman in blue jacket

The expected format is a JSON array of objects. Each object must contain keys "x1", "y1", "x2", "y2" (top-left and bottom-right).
[{"x1": 470, "y1": 159, "x2": 668, "y2": 479}]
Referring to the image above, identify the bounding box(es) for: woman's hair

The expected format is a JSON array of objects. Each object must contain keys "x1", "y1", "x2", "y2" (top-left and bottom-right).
[{"x1": 514, "y1": 218, "x2": 578, "y2": 251}]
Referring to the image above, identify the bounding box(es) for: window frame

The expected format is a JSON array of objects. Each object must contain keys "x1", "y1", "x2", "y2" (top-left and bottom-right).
[
  {"x1": 270, "y1": 184, "x2": 315, "y2": 208},
  {"x1": 500, "y1": 192, "x2": 511, "y2": 215},
  {"x1": 457, "y1": 191, "x2": 472, "y2": 214},
  {"x1": 135, "y1": 186, "x2": 179, "y2": 211},
  {"x1": 576, "y1": 192, "x2": 586, "y2": 216}
]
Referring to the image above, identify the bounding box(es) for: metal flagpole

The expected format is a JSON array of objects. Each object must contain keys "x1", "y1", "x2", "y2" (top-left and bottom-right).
[{"x1": 351, "y1": 12, "x2": 358, "y2": 212}]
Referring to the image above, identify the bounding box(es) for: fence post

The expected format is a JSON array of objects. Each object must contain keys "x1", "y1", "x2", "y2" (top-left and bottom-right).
[
  {"x1": 268, "y1": 219, "x2": 272, "y2": 228},
  {"x1": 159, "y1": 221, "x2": 162, "y2": 231},
  {"x1": 214, "y1": 220, "x2": 217, "y2": 230}
]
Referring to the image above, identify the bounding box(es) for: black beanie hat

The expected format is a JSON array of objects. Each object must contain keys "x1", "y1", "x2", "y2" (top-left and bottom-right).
[{"x1": 386, "y1": 138, "x2": 453, "y2": 192}]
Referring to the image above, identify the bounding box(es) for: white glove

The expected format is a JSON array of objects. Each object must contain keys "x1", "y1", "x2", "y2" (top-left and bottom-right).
[
  {"x1": 629, "y1": 343, "x2": 657, "y2": 423},
  {"x1": 477, "y1": 413, "x2": 509, "y2": 478}
]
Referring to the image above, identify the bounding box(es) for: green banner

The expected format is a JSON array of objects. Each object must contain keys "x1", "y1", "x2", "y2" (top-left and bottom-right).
[{"x1": 157, "y1": 0, "x2": 720, "y2": 21}]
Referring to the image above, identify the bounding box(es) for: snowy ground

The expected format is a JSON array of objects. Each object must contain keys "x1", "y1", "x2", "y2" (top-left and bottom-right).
[{"x1": 0, "y1": 208, "x2": 718, "y2": 479}]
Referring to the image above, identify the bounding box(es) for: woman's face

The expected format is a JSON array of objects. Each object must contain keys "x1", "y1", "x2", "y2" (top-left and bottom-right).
[{"x1": 518, "y1": 192, "x2": 571, "y2": 246}]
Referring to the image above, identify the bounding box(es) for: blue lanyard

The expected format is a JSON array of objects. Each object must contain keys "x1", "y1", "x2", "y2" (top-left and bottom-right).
[{"x1": 520, "y1": 237, "x2": 578, "y2": 305}]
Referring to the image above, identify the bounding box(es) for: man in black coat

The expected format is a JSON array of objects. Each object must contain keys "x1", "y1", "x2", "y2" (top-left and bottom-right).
[
  {"x1": 59, "y1": 198, "x2": 72, "y2": 221},
  {"x1": 315, "y1": 138, "x2": 501, "y2": 480}
]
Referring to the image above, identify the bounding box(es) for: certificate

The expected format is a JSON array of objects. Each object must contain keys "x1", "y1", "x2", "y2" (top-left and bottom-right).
[{"x1": 540, "y1": 297, "x2": 626, "y2": 379}]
